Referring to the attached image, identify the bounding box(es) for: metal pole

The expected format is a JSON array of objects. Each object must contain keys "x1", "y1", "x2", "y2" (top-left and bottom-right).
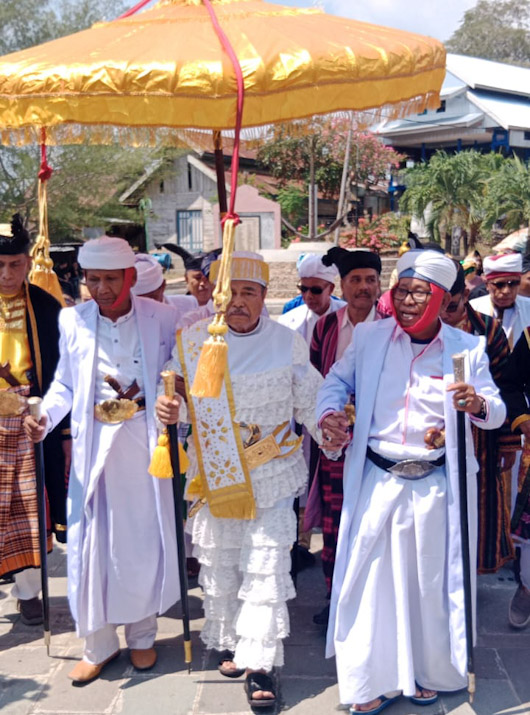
[
  {"x1": 27, "y1": 397, "x2": 51, "y2": 656},
  {"x1": 161, "y1": 371, "x2": 192, "y2": 673},
  {"x1": 452, "y1": 354, "x2": 476, "y2": 702}
]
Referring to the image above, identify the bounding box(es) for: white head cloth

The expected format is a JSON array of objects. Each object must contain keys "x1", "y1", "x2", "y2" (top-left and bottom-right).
[
  {"x1": 483, "y1": 252, "x2": 522, "y2": 278},
  {"x1": 210, "y1": 250, "x2": 269, "y2": 287},
  {"x1": 131, "y1": 254, "x2": 164, "y2": 295},
  {"x1": 397, "y1": 249, "x2": 456, "y2": 291},
  {"x1": 78, "y1": 236, "x2": 136, "y2": 270},
  {"x1": 297, "y1": 253, "x2": 338, "y2": 283}
]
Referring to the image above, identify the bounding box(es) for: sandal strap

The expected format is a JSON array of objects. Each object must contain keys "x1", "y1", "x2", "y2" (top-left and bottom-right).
[{"x1": 246, "y1": 672, "x2": 274, "y2": 695}]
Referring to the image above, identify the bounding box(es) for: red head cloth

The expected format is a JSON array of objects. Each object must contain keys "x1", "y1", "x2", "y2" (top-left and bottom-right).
[
  {"x1": 110, "y1": 267, "x2": 136, "y2": 311},
  {"x1": 391, "y1": 283, "x2": 446, "y2": 335},
  {"x1": 483, "y1": 252, "x2": 522, "y2": 281}
]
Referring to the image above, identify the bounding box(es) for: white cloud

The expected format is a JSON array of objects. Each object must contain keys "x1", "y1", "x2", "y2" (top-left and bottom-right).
[{"x1": 279, "y1": 0, "x2": 478, "y2": 42}]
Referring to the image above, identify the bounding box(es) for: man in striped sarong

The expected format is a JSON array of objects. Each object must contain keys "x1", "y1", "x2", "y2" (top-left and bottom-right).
[
  {"x1": 0, "y1": 215, "x2": 68, "y2": 625},
  {"x1": 306, "y1": 247, "x2": 384, "y2": 625}
]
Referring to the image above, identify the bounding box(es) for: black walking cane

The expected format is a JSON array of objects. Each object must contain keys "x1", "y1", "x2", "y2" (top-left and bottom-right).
[
  {"x1": 27, "y1": 396, "x2": 51, "y2": 656},
  {"x1": 452, "y1": 354, "x2": 476, "y2": 702},
  {"x1": 161, "y1": 370, "x2": 192, "y2": 673}
]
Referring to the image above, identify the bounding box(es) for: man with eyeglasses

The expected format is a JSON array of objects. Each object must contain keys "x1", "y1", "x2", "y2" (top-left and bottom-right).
[
  {"x1": 441, "y1": 263, "x2": 517, "y2": 575},
  {"x1": 318, "y1": 249, "x2": 505, "y2": 713},
  {"x1": 470, "y1": 253, "x2": 530, "y2": 349},
  {"x1": 304, "y1": 246, "x2": 383, "y2": 626},
  {"x1": 278, "y1": 253, "x2": 345, "y2": 342}
]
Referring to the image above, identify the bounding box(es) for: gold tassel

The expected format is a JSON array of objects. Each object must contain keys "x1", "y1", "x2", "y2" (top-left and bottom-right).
[
  {"x1": 190, "y1": 218, "x2": 237, "y2": 399},
  {"x1": 29, "y1": 165, "x2": 65, "y2": 306},
  {"x1": 148, "y1": 432, "x2": 174, "y2": 479},
  {"x1": 148, "y1": 432, "x2": 190, "y2": 479}
]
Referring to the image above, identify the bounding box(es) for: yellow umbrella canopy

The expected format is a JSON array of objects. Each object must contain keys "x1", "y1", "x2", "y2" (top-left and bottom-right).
[{"x1": 0, "y1": 0, "x2": 446, "y2": 146}]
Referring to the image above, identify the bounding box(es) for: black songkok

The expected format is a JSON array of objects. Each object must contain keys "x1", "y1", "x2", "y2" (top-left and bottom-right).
[
  {"x1": 450, "y1": 261, "x2": 466, "y2": 296},
  {"x1": 161, "y1": 244, "x2": 222, "y2": 276},
  {"x1": 522, "y1": 254, "x2": 530, "y2": 275},
  {"x1": 0, "y1": 214, "x2": 30, "y2": 255},
  {"x1": 323, "y1": 246, "x2": 382, "y2": 278}
]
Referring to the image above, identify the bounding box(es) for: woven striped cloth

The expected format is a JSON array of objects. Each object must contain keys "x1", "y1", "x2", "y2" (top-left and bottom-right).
[{"x1": 0, "y1": 385, "x2": 51, "y2": 578}]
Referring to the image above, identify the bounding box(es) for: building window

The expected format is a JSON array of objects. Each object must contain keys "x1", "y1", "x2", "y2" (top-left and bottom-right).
[
  {"x1": 417, "y1": 109, "x2": 428, "y2": 116},
  {"x1": 436, "y1": 100, "x2": 446, "y2": 113},
  {"x1": 188, "y1": 164, "x2": 194, "y2": 191},
  {"x1": 159, "y1": 180, "x2": 165, "y2": 194},
  {"x1": 176, "y1": 210, "x2": 203, "y2": 251},
  {"x1": 525, "y1": 131, "x2": 530, "y2": 141}
]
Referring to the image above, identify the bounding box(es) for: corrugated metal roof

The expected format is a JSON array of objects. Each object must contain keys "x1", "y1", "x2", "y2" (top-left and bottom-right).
[
  {"x1": 447, "y1": 54, "x2": 530, "y2": 98},
  {"x1": 374, "y1": 112, "x2": 483, "y2": 136},
  {"x1": 467, "y1": 91, "x2": 530, "y2": 131}
]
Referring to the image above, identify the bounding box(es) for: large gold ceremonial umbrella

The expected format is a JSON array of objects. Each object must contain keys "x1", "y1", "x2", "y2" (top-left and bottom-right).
[{"x1": 0, "y1": 0, "x2": 445, "y2": 146}]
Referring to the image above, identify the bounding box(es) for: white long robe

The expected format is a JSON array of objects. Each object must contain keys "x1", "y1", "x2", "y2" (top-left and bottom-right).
[
  {"x1": 278, "y1": 299, "x2": 346, "y2": 345},
  {"x1": 165, "y1": 317, "x2": 323, "y2": 669},
  {"x1": 470, "y1": 293, "x2": 530, "y2": 348},
  {"x1": 42, "y1": 297, "x2": 180, "y2": 636},
  {"x1": 317, "y1": 319, "x2": 506, "y2": 704}
]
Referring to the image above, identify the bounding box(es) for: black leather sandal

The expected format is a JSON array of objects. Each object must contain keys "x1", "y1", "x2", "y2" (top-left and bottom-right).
[
  {"x1": 244, "y1": 671, "x2": 277, "y2": 709},
  {"x1": 217, "y1": 650, "x2": 245, "y2": 678}
]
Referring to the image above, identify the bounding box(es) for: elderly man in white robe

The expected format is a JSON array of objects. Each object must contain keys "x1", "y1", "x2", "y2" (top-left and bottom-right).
[
  {"x1": 278, "y1": 253, "x2": 345, "y2": 342},
  {"x1": 156, "y1": 251, "x2": 323, "y2": 709},
  {"x1": 318, "y1": 250, "x2": 506, "y2": 714},
  {"x1": 470, "y1": 252, "x2": 530, "y2": 349},
  {"x1": 24, "y1": 237, "x2": 180, "y2": 686}
]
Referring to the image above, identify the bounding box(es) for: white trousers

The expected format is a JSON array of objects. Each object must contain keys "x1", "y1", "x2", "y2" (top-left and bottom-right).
[
  {"x1": 12, "y1": 568, "x2": 41, "y2": 600},
  {"x1": 83, "y1": 613, "x2": 157, "y2": 665},
  {"x1": 520, "y1": 544, "x2": 530, "y2": 590}
]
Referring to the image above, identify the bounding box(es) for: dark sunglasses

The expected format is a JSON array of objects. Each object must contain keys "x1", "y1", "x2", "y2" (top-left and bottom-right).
[
  {"x1": 490, "y1": 280, "x2": 520, "y2": 290},
  {"x1": 298, "y1": 283, "x2": 325, "y2": 295}
]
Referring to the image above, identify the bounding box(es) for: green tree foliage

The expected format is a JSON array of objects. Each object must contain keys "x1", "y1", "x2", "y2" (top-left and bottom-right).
[
  {"x1": 446, "y1": 0, "x2": 530, "y2": 65},
  {"x1": 484, "y1": 156, "x2": 530, "y2": 231},
  {"x1": 399, "y1": 151, "x2": 504, "y2": 250},
  {"x1": 400, "y1": 150, "x2": 530, "y2": 250}
]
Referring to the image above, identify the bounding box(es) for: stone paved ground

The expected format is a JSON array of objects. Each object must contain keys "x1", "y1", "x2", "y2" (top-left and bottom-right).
[{"x1": 1, "y1": 536, "x2": 529, "y2": 715}]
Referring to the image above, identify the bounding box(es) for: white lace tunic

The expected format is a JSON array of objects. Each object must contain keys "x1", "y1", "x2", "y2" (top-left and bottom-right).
[{"x1": 165, "y1": 317, "x2": 323, "y2": 669}]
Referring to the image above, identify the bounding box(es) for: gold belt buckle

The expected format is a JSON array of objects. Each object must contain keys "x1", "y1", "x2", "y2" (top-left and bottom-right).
[
  {"x1": 0, "y1": 390, "x2": 27, "y2": 417},
  {"x1": 94, "y1": 398, "x2": 139, "y2": 424},
  {"x1": 244, "y1": 434, "x2": 281, "y2": 470}
]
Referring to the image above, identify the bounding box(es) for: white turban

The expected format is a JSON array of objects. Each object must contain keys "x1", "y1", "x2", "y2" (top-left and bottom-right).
[
  {"x1": 78, "y1": 236, "x2": 136, "y2": 270},
  {"x1": 297, "y1": 253, "x2": 338, "y2": 283},
  {"x1": 131, "y1": 254, "x2": 164, "y2": 295},
  {"x1": 209, "y1": 250, "x2": 269, "y2": 287},
  {"x1": 397, "y1": 249, "x2": 456, "y2": 291},
  {"x1": 483, "y1": 253, "x2": 522, "y2": 279}
]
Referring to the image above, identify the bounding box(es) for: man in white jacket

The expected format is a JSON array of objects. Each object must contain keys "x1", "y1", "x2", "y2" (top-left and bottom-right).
[
  {"x1": 278, "y1": 253, "x2": 345, "y2": 343},
  {"x1": 318, "y1": 250, "x2": 506, "y2": 713},
  {"x1": 25, "y1": 236, "x2": 180, "y2": 686}
]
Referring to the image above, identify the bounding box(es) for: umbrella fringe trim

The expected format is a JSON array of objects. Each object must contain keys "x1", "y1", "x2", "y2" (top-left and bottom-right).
[{"x1": 0, "y1": 92, "x2": 440, "y2": 147}]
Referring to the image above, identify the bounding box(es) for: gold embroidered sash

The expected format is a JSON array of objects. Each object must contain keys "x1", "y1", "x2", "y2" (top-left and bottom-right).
[{"x1": 177, "y1": 327, "x2": 256, "y2": 520}]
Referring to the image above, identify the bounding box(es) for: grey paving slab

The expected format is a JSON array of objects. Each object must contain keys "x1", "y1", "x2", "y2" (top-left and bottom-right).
[
  {"x1": 0, "y1": 646, "x2": 65, "y2": 677},
  {"x1": 0, "y1": 675, "x2": 50, "y2": 715},
  {"x1": 279, "y1": 678, "x2": 340, "y2": 714},
  {"x1": 118, "y1": 673, "x2": 199, "y2": 715},
  {"x1": 496, "y1": 649, "x2": 530, "y2": 703},
  {"x1": 441, "y1": 679, "x2": 524, "y2": 715}
]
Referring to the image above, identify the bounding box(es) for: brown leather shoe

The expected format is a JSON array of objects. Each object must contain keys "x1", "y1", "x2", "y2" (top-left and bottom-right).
[
  {"x1": 130, "y1": 647, "x2": 157, "y2": 671},
  {"x1": 68, "y1": 650, "x2": 120, "y2": 686}
]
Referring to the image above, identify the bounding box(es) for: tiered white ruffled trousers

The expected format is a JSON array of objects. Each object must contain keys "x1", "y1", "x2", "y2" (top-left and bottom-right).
[{"x1": 191, "y1": 496, "x2": 296, "y2": 671}]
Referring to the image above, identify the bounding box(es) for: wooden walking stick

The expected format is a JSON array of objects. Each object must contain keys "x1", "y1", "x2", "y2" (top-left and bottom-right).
[
  {"x1": 452, "y1": 354, "x2": 476, "y2": 702},
  {"x1": 27, "y1": 396, "x2": 51, "y2": 656},
  {"x1": 161, "y1": 371, "x2": 192, "y2": 672}
]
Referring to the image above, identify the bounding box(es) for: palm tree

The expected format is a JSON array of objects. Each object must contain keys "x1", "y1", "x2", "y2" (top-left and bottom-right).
[
  {"x1": 400, "y1": 150, "x2": 495, "y2": 252},
  {"x1": 484, "y1": 155, "x2": 530, "y2": 232}
]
